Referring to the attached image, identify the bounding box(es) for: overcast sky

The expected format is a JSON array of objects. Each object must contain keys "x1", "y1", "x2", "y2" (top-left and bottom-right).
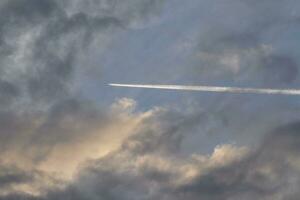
[{"x1": 1, "y1": 0, "x2": 300, "y2": 199}]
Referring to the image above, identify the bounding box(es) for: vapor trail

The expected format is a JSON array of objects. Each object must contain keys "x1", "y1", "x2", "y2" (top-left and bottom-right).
[{"x1": 109, "y1": 83, "x2": 300, "y2": 96}]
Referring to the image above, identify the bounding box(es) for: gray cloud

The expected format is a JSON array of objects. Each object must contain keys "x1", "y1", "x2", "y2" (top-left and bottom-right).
[
  {"x1": 0, "y1": 0, "x2": 166, "y2": 196},
  {"x1": 0, "y1": 166, "x2": 33, "y2": 188},
  {"x1": 0, "y1": 0, "x2": 300, "y2": 200},
  {"x1": 177, "y1": 122, "x2": 300, "y2": 200},
  {"x1": 187, "y1": 0, "x2": 300, "y2": 86},
  {"x1": 0, "y1": 0, "x2": 164, "y2": 141},
  {"x1": 0, "y1": 0, "x2": 163, "y2": 113},
  {"x1": 259, "y1": 55, "x2": 298, "y2": 85},
  {"x1": 4, "y1": 119, "x2": 298, "y2": 200}
]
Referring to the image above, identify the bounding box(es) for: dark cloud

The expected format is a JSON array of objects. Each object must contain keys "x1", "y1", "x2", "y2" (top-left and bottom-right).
[
  {"x1": 0, "y1": 0, "x2": 164, "y2": 138},
  {"x1": 25, "y1": 98, "x2": 110, "y2": 163},
  {"x1": 0, "y1": 80, "x2": 20, "y2": 107},
  {"x1": 0, "y1": 0, "x2": 155, "y2": 112},
  {"x1": 3, "y1": 120, "x2": 297, "y2": 200},
  {"x1": 54, "y1": 122, "x2": 300, "y2": 199},
  {"x1": 0, "y1": 0, "x2": 300, "y2": 199},
  {"x1": 260, "y1": 55, "x2": 298, "y2": 85},
  {"x1": 0, "y1": 0, "x2": 166, "y2": 196},
  {"x1": 176, "y1": 122, "x2": 300, "y2": 200},
  {"x1": 0, "y1": 166, "x2": 33, "y2": 188}
]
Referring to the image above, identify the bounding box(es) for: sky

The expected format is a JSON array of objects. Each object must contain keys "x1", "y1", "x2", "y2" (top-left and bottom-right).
[{"x1": 1, "y1": 0, "x2": 300, "y2": 199}]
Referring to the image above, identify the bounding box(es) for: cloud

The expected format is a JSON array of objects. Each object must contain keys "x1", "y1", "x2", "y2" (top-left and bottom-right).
[
  {"x1": 2, "y1": 116, "x2": 298, "y2": 200},
  {"x1": 59, "y1": 0, "x2": 165, "y2": 28},
  {"x1": 0, "y1": 0, "x2": 167, "y2": 196},
  {"x1": 23, "y1": 106, "x2": 249, "y2": 200},
  {"x1": 174, "y1": 122, "x2": 300, "y2": 200},
  {"x1": 0, "y1": 92, "x2": 248, "y2": 199},
  {"x1": 19, "y1": 121, "x2": 297, "y2": 200},
  {"x1": 259, "y1": 55, "x2": 298, "y2": 85},
  {"x1": 0, "y1": 97, "x2": 300, "y2": 199},
  {"x1": 0, "y1": 0, "x2": 165, "y2": 112},
  {"x1": 0, "y1": 0, "x2": 300, "y2": 199},
  {"x1": 186, "y1": 0, "x2": 300, "y2": 86}
]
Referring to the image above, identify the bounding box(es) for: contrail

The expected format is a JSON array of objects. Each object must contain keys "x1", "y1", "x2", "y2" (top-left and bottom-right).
[{"x1": 109, "y1": 83, "x2": 300, "y2": 96}]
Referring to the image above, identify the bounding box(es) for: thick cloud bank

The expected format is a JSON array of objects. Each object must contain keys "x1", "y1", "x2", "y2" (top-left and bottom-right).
[{"x1": 1, "y1": 106, "x2": 300, "y2": 200}]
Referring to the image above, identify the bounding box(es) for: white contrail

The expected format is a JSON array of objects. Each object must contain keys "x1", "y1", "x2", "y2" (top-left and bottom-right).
[{"x1": 109, "y1": 83, "x2": 300, "y2": 96}]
